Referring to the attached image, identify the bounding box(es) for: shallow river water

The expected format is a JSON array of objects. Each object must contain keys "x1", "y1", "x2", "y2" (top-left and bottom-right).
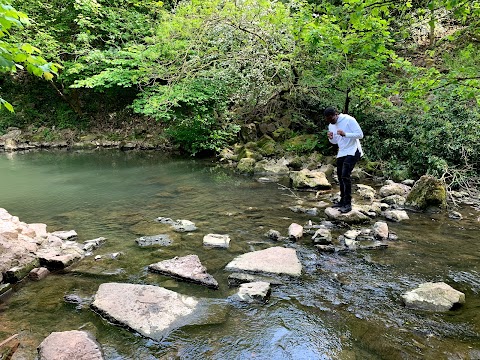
[{"x1": 0, "y1": 149, "x2": 479, "y2": 360}]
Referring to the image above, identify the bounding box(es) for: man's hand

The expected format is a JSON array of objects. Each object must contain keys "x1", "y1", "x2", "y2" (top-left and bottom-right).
[
  {"x1": 327, "y1": 131, "x2": 333, "y2": 139},
  {"x1": 337, "y1": 129, "x2": 345, "y2": 137}
]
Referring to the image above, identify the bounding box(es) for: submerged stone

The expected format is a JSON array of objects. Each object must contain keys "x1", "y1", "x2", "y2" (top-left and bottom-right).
[
  {"x1": 91, "y1": 283, "x2": 227, "y2": 340},
  {"x1": 135, "y1": 234, "x2": 172, "y2": 247}
]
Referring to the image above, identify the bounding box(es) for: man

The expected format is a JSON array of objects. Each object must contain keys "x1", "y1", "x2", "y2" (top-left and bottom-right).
[{"x1": 324, "y1": 107, "x2": 363, "y2": 213}]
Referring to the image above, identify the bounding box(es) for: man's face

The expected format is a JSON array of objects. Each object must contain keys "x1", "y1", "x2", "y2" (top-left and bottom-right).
[{"x1": 325, "y1": 114, "x2": 338, "y2": 125}]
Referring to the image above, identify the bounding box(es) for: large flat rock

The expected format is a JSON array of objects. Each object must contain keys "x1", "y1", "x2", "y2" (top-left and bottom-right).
[
  {"x1": 91, "y1": 283, "x2": 227, "y2": 340},
  {"x1": 225, "y1": 247, "x2": 302, "y2": 277}
]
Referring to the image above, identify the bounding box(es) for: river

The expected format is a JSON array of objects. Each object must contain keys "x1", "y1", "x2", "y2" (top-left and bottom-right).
[{"x1": 0, "y1": 149, "x2": 479, "y2": 359}]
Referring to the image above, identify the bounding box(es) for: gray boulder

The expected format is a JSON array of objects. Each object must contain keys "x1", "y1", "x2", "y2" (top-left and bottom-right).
[
  {"x1": 203, "y1": 234, "x2": 231, "y2": 248},
  {"x1": 289, "y1": 169, "x2": 331, "y2": 189},
  {"x1": 135, "y1": 234, "x2": 172, "y2": 247},
  {"x1": 324, "y1": 207, "x2": 370, "y2": 224},
  {"x1": 401, "y1": 282, "x2": 465, "y2": 311},
  {"x1": 383, "y1": 209, "x2": 410, "y2": 222},
  {"x1": 379, "y1": 181, "x2": 411, "y2": 197}
]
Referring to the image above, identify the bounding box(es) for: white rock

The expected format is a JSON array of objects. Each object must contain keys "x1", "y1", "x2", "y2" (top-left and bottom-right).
[
  {"x1": 225, "y1": 247, "x2": 302, "y2": 277},
  {"x1": 288, "y1": 223, "x2": 303, "y2": 240},
  {"x1": 203, "y1": 234, "x2": 231, "y2": 248},
  {"x1": 237, "y1": 281, "x2": 271, "y2": 303},
  {"x1": 401, "y1": 282, "x2": 465, "y2": 311}
]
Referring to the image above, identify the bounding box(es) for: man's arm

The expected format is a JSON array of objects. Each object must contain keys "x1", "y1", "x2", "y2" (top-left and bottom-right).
[{"x1": 344, "y1": 119, "x2": 364, "y2": 139}]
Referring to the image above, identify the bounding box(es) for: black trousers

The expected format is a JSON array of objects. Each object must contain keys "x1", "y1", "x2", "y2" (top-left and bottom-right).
[{"x1": 336, "y1": 149, "x2": 361, "y2": 205}]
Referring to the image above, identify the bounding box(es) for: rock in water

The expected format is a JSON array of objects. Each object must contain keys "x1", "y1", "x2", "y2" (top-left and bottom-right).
[
  {"x1": 148, "y1": 254, "x2": 219, "y2": 289},
  {"x1": 91, "y1": 283, "x2": 227, "y2": 340},
  {"x1": 401, "y1": 282, "x2": 465, "y2": 311},
  {"x1": 37, "y1": 331, "x2": 103, "y2": 360},
  {"x1": 225, "y1": 247, "x2": 302, "y2": 277}
]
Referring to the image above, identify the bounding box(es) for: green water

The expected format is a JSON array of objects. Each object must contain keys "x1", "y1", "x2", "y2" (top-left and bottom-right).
[{"x1": 0, "y1": 149, "x2": 479, "y2": 360}]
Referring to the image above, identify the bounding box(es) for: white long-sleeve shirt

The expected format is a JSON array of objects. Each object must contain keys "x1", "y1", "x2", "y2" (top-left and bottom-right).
[{"x1": 328, "y1": 113, "x2": 364, "y2": 158}]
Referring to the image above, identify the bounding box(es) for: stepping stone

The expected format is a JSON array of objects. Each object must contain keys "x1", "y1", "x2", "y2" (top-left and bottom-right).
[
  {"x1": 91, "y1": 283, "x2": 227, "y2": 340},
  {"x1": 225, "y1": 247, "x2": 302, "y2": 277},
  {"x1": 203, "y1": 234, "x2": 230, "y2": 248},
  {"x1": 148, "y1": 254, "x2": 218, "y2": 289}
]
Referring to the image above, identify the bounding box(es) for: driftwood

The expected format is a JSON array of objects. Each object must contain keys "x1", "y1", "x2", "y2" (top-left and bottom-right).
[{"x1": 0, "y1": 334, "x2": 19, "y2": 360}]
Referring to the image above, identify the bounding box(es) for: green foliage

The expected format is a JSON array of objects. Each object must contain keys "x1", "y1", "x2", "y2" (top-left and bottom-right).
[
  {"x1": 361, "y1": 91, "x2": 480, "y2": 179},
  {"x1": 283, "y1": 134, "x2": 319, "y2": 154},
  {"x1": 0, "y1": 0, "x2": 59, "y2": 111}
]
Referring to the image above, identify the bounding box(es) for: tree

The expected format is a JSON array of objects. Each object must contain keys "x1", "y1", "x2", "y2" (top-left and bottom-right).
[{"x1": 0, "y1": 0, "x2": 59, "y2": 111}]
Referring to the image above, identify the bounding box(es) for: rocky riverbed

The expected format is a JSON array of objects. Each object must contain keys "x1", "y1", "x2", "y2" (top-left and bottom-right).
[{"x1": 0, "y1": 149, "x2": 479, "y2": 359}]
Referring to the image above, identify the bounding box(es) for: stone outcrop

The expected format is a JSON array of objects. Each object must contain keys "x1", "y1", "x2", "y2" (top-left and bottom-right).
[
  {"x1": 148, "y1": 255, "x2": 219, "y2": 289},
  {"x1": 37, "y1": 330, "x2": 104, "y2": 360},
  {"x1": 0, "y1": 208, "x2": 85, "y2": 283},
  {"x1": 401, "y1": 282, "x2": 465, "y2": 311},
  {"x1": 91, "y1": 283, "x2": 227, "y2": 340},
  {"x1": 405, "y1": 175, "x2": 447, "y2": 210},
  {"x1": 225, "y1": 247, "x2": 302, "y2": 277}
]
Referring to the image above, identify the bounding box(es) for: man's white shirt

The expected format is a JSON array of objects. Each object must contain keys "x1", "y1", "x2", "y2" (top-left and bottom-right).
[{"x1": 328, "y1": 113, "x2": 364, "y2": 158}]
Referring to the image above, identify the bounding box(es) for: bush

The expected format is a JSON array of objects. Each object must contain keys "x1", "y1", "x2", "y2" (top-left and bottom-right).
[{"x1": 359, "y1": 92, "x2": 480, "y2": 180}]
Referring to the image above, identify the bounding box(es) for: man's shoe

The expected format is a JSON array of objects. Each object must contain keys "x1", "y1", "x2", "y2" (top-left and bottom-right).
[
  {"x1": 339, "y1": 205, "x2": 352, "y2": 213},
  {"x1": 331, "y1": 202, "x2": 345, "y2": 208}
]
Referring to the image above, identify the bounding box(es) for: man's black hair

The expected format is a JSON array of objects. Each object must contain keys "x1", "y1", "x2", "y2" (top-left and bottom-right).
[{"x1": 323, "y1": 107, "x2": 338, "y2": 117}]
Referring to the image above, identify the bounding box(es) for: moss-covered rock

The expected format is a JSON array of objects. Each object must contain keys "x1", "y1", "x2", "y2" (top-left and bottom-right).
[
  {"x1": 257, "y1": 135, "x2": 277, "y2": 156},
  {"x1": 237, "y1": 158, "x2": 256, "y2": 174},
  {"x1": 237, "y1": 147, "x2": 262, "y2": 161},
  {"x1": 283, "y1": 134, "x2": 318, "y2": 154},
  {"x1": 290, "y1": 169, "x2": 331, "y2": 189},
  {"x1": 272, "y1": 127, "x2": 290, "y2": 141},
  {"x1": 405, "y1": 175, "x2": 447, "y2": 210}
]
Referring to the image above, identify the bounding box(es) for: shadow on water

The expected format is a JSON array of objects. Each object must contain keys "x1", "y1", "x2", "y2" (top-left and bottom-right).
[{"x1": 0, "y1": 149, "x2": 479, "y2": 359}]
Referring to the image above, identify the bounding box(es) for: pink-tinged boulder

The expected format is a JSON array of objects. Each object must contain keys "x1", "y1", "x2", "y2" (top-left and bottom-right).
[
  {"x1": 37, "y1": 330, "x2": 103, "y2": 360},
  {"x1": 148, "y1": 254, "x2": 218, "y2": 289}
]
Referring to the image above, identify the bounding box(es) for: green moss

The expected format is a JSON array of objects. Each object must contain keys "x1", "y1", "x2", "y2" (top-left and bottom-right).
[
  {"x1": 283, "y1": 134, "x2": 318, "y2": 154},
  {"x1": 406, "y1": 175, "x2": 447, "y2": 210}
]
